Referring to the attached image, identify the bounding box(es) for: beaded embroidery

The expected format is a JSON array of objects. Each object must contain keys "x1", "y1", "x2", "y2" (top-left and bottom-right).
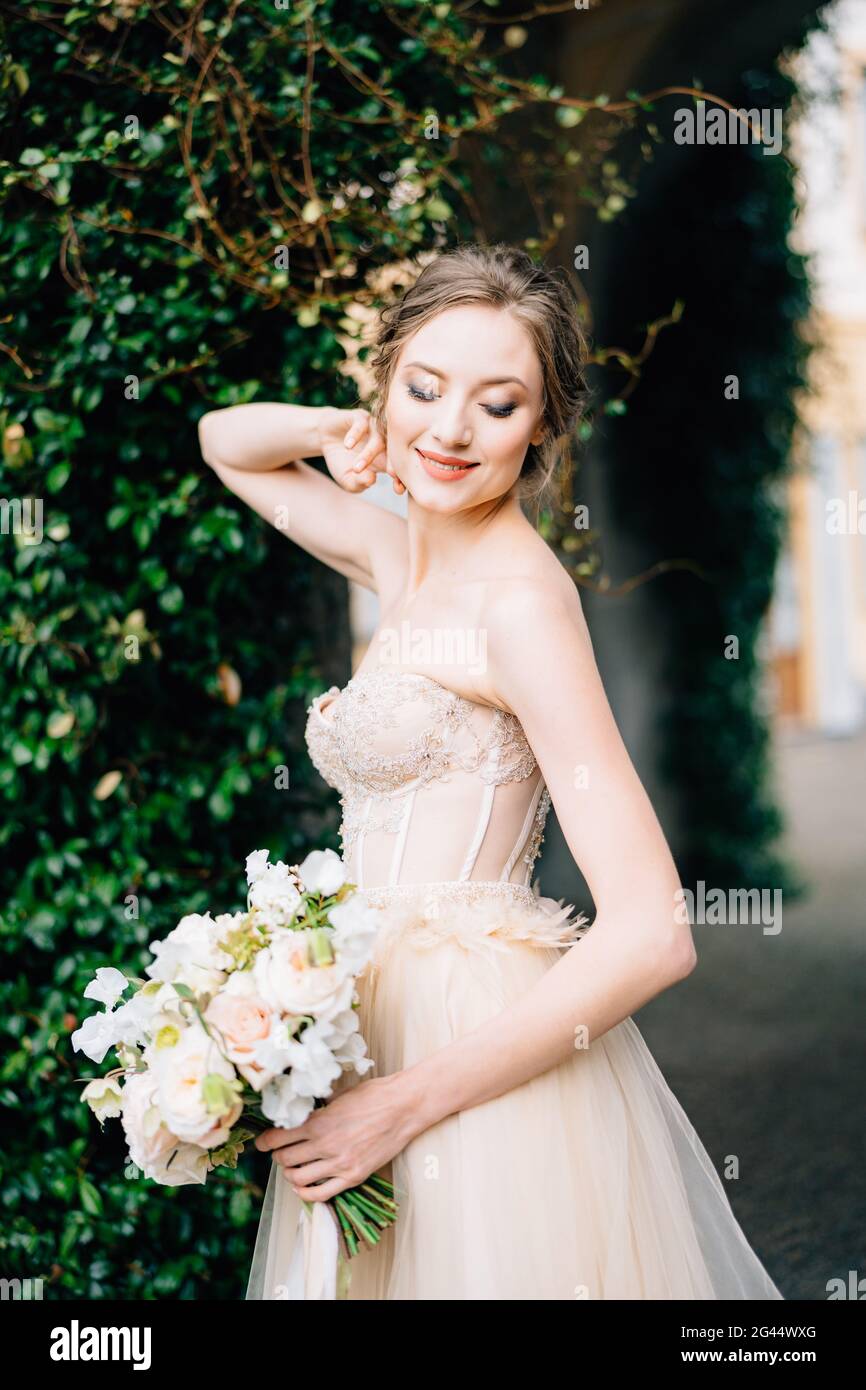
[
  {"x1": 362, "y1": 879, "x2": 540, "y2": 910},
  {"x1": 304, "y1": 669, "x2": 552, "y2": 880}
]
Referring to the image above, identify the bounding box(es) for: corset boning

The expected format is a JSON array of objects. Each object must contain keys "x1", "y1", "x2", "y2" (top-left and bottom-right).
[{"x1": 304, "y1": 669, "x2": 552, "y2": 893}]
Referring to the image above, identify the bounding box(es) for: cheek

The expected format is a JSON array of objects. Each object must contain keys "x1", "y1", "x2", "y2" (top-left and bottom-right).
[
  {"x1": 384, "y1": 389, "x2": 416, "y2": 437},
  {"x1": 482, "y1": 418, "x2": 533, "y2": 465}
]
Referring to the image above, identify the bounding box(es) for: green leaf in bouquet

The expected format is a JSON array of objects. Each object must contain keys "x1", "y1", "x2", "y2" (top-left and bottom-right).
[
  {"x1": 211, "y1": 1124, "x2": 257, "y2": 1171},
  {"x1": 202, "y1": 1071, "x2": 244, "y2": 1117},
  {"x1": 217, "y1": 914, "x2": 268, "y2": 971},
  {"x1": 308, "y1": 925, "x2": 335, "y2": 965}
]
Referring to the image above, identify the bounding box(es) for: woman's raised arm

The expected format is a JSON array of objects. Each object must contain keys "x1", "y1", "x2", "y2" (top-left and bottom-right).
[{"x1": 197, "y1": 402, "x2": 407, "y2": 594}]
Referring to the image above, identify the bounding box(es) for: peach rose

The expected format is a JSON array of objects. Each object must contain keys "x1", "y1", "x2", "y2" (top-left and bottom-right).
[{"x1": 204, "y1": 984, "x2": 275, "y2": 1091}]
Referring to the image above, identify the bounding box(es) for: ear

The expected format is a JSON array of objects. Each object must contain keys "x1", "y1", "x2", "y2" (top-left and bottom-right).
[{"x1": 528, "y1": 405, "x2": 547, "y2": 447}]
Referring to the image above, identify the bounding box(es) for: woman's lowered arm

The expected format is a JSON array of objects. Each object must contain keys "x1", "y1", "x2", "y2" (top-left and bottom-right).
[{"x1": 392, "y1": 580, "x2": 696, "y2": 1136}]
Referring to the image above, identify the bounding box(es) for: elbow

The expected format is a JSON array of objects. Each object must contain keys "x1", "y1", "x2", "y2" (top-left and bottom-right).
[
  {"x1": 197, "y1": 410, "x2": 225, "y2": 469},
  {"x1": 635, "y1": 906, "x2": 696, "y2": 985},
  {"x1": 657, "y1": 870, "x2": 697, "y2": 981},
  {"x1": 663, "y1": 931, "x2": 697, "y2": 983}
]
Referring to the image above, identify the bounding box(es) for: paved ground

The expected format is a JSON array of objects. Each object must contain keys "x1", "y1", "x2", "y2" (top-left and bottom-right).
[{"x1": 635, "y1": 726, "x2": 866, "y2": 1302}]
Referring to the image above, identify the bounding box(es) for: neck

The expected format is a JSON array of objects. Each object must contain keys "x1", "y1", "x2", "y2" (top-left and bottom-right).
[{"x1": 404, "y1": 486, "x2": 525, "y2": 598}]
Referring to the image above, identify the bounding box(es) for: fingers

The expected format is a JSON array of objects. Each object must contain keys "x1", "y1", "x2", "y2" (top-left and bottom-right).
[
  {"x1": 273, "y1": 1139, "x2": 319, "y2": 1168},
  {"x1": 342, "y1": 410, "x2": 370, "y2": 450},
  {"x1": 272, "y1": 1142, "x2": 346, "y2": 1200},
  {"x1": 281, "y1": 1157, "x2": 334, "y2": 1188},
  {"x1": 286, "y1": 1173, "x2": 348, "y2": 1202},
  {"x1": 353, "y1": 436, "x2": 385, "y2": 469},
  {"x1": 337, "y1": 410, "x2": 393, "y2": 493},
  {"x1": 343, "y1": 466, "x2": 377, "y2": 491},
  {"x1": 344, "y1": 412, "x2": 388, "y2": 462},
  {"x1": 254, "y1": 1125, "x2": 305, "y2": 1153},
  {"x1": 344, "y1": 443, "x2": 386, "y2": 493}
]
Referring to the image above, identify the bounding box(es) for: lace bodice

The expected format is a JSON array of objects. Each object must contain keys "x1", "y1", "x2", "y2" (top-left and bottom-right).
[{"x1": 304, "y1": 669, "x2": 552, "y2": 892}]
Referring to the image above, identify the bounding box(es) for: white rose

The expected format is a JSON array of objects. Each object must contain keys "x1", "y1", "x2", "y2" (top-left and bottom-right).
[
  {"x1": 252, "y1": 937, "x2": 356, "y2": 1020},
  {"x1": 120, "y1": 1067, "x2": 187, "y2": 1178},
  {"x1": 152, "y1": 1023, "x2": 243, "y2": 1148}
]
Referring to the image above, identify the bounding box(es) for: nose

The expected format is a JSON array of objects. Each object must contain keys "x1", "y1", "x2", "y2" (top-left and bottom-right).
[{"x1": 432, "y1": 398, "x2": 472, "y2": 450}]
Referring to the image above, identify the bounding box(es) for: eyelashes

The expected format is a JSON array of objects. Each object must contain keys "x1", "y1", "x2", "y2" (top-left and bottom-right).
[
  {"x1": 406, "y1": 384, "x2": 436, "y2": 403},
  {"x1": 405, "y1": 383, "x2": 517, "y2": 419}
]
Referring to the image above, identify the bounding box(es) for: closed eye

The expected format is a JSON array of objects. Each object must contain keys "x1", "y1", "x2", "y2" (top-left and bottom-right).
[{"x1": 405, "y1": 383, "x2": 517, "y2": 418}]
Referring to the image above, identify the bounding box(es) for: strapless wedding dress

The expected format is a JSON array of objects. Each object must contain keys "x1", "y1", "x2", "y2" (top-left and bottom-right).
[{"x1": 245, "y1": 668, "x2": 783, "y2": 1300}]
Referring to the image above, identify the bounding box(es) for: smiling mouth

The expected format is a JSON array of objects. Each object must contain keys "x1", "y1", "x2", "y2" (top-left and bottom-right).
[{"x1": 416, "y1": 448, "x2": 480, "y2": 473}]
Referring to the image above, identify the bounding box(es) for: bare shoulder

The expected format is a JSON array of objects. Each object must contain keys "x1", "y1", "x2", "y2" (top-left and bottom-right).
[
  {"x1": 482, "y1": 547, "x2": 594, "y2": 713},
  {"x1": 484, "y1": 543, "x2": 591, "y2": 648}
]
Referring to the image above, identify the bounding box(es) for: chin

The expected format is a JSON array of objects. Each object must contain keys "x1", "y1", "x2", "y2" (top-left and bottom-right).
[
  {"x1": 408, "y1": 480, "x2": 469, "y2": 514},
  {"x1": 406, "y1": 460, "x2": 515, "y2": 513},
  {"x1": 409, "y1": 479, "x2": 479, "y2": 513}
]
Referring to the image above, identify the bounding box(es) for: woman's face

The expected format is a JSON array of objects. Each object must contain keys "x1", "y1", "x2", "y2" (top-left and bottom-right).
[{"x1": 383, "y1": 304, "x2": 546, "y2": 512}]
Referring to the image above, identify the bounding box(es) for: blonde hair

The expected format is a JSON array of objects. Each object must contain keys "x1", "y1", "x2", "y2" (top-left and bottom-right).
[{"x1": 367, "y1": 241, "x2": 590, "y2": 501}]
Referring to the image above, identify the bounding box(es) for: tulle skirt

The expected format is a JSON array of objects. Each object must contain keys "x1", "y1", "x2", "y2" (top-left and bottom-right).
[{"x1": 245, "y1": 880, "x2": 783, "y2": 1301}]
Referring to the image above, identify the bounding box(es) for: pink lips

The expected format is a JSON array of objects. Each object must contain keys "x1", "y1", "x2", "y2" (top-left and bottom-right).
[{"x1": 415, "y1": 448, "x2": 480, "y2": 482}]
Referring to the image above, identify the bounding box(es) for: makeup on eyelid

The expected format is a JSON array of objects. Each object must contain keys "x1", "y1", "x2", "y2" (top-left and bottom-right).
[{"x1": 405, "y1": 383, "x2": 517, "y2": 419}]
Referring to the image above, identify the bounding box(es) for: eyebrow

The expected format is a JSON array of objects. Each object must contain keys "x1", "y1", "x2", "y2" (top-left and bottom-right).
[{"x1": 404, "y1": 360, "x2": 528, "y2": 390}]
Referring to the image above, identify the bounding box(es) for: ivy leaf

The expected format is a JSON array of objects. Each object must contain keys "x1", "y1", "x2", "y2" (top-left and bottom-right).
[{"x1": 78, "y1": 1178, "x2": 103, "y2": 1217}]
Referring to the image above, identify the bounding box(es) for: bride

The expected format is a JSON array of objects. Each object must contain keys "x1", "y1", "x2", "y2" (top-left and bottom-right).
[{"x1": 197, "y1": 242, "x2": 783, "y2": 1300}]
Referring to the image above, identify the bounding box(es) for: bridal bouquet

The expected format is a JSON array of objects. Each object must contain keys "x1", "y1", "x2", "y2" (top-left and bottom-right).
[{"x1": 71, "y1": 847, "x2": 397, "y2": 1262}]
